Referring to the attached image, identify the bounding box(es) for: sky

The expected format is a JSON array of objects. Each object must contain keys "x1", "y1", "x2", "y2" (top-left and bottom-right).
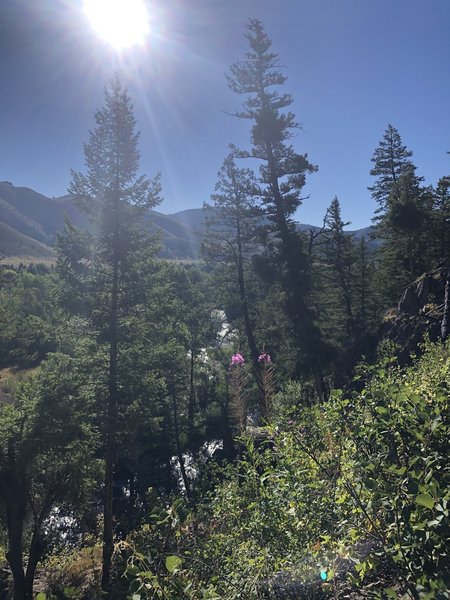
[{"x1": 0, "y1": 0, "x2": 449, "y2": 229}]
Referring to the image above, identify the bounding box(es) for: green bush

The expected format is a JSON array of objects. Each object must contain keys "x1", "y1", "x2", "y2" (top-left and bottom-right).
[{"x1": 122, "y1": 341, "x2": 450, "y2": 599}]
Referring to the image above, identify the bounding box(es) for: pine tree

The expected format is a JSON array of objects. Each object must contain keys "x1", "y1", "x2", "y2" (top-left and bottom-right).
[
  {"x1": 353, "y1": 237, "x2": 379, "y2": 334},
  {"x1": 376, "y1": 171, "x2": 430, "y2": 302},
  {"x1": 227, "y1": 19, "x2": 327, "y2": 391},
  {"x1": 203, "y1": 156, "x2": 261, "y2": 367},
  {"x1": 430, "y1": 175, "x2": 450, "y2": 263},
  {"x1": 322, "y1": 197, "x2": 357, "y2": 342},
  {"x1": 368, "y1": 126, "x2": 431, "y2": 303},
  {"x1": 369, "y1": 124, "x2": 420, "y2": 220},
  {"x1": 66, "y1": 74, "x2": 161, "y2": 591}
]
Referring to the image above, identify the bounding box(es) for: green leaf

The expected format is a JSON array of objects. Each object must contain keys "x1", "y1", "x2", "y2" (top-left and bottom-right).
[
  {"x1": 385, "y1": 588, "x2": 398, "y2": 598},
  {"x1": 406, "y1": 479, "x2": 419, "y2": 494},
  {"x1": 36, "y1": 594, "x2": 46, "y2": 600},
  {"x1": 416, "y1": 493, "x2": 435, "y2": 510},
  {"x1": 165, "y1": 555, "x2": 182, "y2": 573}
]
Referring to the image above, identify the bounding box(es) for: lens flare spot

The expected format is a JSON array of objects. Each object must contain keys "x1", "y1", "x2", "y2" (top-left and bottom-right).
[{"x1": 83, "y1": 0, "x2": 150, "y2": 50}]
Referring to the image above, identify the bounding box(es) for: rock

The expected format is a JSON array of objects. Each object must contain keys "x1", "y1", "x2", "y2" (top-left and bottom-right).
[
  {"x1": 382, "y1": 266, "x2": 449, "y2": 363},
  {"x1": 258, "y1": 540, "x2": 382, "y2": 599}
]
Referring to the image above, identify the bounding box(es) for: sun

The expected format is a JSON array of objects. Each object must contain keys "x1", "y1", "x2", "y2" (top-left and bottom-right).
[{"x1": 83, "y1": 0, "x2": 150, "y2": 50}]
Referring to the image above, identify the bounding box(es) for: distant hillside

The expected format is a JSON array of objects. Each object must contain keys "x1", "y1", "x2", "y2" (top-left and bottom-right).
[
  {"x1": 0, "y1": 181, "x2": 87, "y2": 245},
  {"x1": 0, "y1": 181, "x2": 207, "y2": 260},
  {"x1": 0, "y1": 221, "x2": 55, "y2": 261},
  {"x1": 147, "y1": 210, "x2": 204, "y2": 259},
  {"x1": 0, "y1": 181, "x2": 376, "y2": 261}
]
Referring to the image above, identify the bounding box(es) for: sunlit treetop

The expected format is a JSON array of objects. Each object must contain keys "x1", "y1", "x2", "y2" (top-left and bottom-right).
[{"x1": 83, "y1": 0, "x2": 150, "y2": 50}]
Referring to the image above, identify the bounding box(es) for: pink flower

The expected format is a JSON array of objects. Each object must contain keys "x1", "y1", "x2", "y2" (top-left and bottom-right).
[
  {"x1": 258, "y1": 352, "x2": 271, "y2": 364},
  {"x1": 231, "y1": 353, "x2": 245, "y2": 366}
]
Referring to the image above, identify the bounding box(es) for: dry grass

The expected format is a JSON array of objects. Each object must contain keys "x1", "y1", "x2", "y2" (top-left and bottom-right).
[{"x1": 0, "y1": 256, "x2": 55, "y2": 267}]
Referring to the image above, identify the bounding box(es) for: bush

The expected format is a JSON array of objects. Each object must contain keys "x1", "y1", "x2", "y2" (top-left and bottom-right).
[{"x1": 122, "y1": 341, "x2": 450, "y2": 599}]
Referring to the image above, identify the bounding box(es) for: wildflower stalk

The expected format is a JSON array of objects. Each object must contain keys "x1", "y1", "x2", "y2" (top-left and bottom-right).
[{"x1": 257, "y1": 353, "x2": 275, "y2": 421}]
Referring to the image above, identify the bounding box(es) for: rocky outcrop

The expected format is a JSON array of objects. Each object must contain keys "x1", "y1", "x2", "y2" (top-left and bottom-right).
[{"x1": 382, "y1": 265, "x2": 450, "y2": 363}]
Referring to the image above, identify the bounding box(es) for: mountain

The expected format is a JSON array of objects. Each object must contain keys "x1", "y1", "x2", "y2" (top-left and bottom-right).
[
  {"x1": 0, "y1": 181, "x2": 376, "y2": 261},
  {"x1": 0, "y1": 221, "x2": 55, "y2": 262},
  {"x1": 0, "y1": 181, "x2": 205, "y2": 260},
  {"x1": 146, "y1": 210, "x2": 205, "y2": 259},
  {"x1": 0, "y1": 181, "x2": 87, "y2": 245}
]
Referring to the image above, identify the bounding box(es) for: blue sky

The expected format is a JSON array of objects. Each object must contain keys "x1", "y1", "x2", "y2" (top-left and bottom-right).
[{"x1": 1, "y1": 0, "x2": 449, "y2": 229}]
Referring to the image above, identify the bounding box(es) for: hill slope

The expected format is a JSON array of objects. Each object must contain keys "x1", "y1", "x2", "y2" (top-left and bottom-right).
[
  {"x1": 0, "y1": 221, "x2": 56, "y2": 261},
  {"x1": 0, "y1": 181, "x2": 376, "y2": 260}
]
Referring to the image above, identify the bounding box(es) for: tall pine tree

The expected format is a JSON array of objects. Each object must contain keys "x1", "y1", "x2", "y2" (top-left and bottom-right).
[
  {"x1": 322, "y1": 197, "x2": 357, "y2": 343},
  {"x1": 66, "y1": 74, "x2": 161, "y2": 592},
  {"x1": 203, "y1": 158, "x2": 261, "y2": 365},
  {"x1": 369, "y1": 125, "x2": 429, "y2": 303},
  {"x1": 227, "y1": 19, "x2": 328, "y2": 393},
  {"x1": 369, "y1": 124, "x2": 420, "y2": 220}
]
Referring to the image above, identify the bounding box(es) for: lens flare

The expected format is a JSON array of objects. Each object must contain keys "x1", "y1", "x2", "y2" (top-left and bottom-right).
[{"x1": 83, "y1": 0, "x2": 150, "y2": 50}]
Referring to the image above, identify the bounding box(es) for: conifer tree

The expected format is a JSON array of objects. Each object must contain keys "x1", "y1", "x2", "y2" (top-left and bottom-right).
[
  {"x1": 353, "y1": 237, "x2": 379, "y2": 333},
  {"x1": 369, "y1": 126, "x2": 430, "y2": 303},
  {"x1": 430, "y1": 175, "x2": 450, "y2": 263},
  {"x1": 375, "y1": 171, "x2": 430, "y2": 302},
  {"x1": 369, "y1": 124, "x2": 420, "y2": 220},
  {"x1": 203, "y1": 156, "x2": 261, "y2": 370},
  {"x1": 322, "y1": 197, "x2": 357, "y2": 342},
  {"x1": 66, "y1": 74, "x2": 161, "y2": 592},
  {"x1": 227, "y1": 19, "x2": 328, "y2": 391}
]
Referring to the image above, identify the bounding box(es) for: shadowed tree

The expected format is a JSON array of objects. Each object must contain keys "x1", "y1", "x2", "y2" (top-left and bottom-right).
[
  {"x1": 66, "y1": 74, "x2": 161, "y2": 592},
  {"x1": 227, "y1": 19, "x2": 328, "y2": 394},
  {"x1": 0, "y1": 355, "x2": 97, "y2": 600},
  {"x1": 369, "y1": 126, "x2": 430, "y2": 303},
  {"x1": 203, "y1": 155, "x2": 267, "y2": 406},
  {"x1": 369, "y1": 124, "x2": 420, "y2": 221},
  {"x1": 429, "y1": 175, "x2": 450, "y2": 263},
  {"x1": 376, "y1": 171, "x2": 430, "y2": 302},
  {"x1": 322, "y1": 197, "x2": 357, "y2": 342}
]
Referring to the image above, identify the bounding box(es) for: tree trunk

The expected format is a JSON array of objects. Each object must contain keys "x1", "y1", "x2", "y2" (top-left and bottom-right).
[
  {"x1": 187, "y1": 346, "x2": 196, "y2": 448},
  {"x1": 235, "y1": 226, "x2": 268, "y2": 416},
  {"x1": 441, "y1": 272, "x2": 450, "y2": 341},
  {"x1": 171, "y1": 384, "x2": 191, "y2": 499},
  {"x1": 25, "y1": 527, "x2": 42, "y2": 600},
  {"x1": 6, "y1": 505, "x2": 28, "y2": 600},
  {"x1": 102, "y1": 213, "x2": 119, "y2": 594},
  {"x1": 5, "y1": 441, "x2": 30, "y2": 600}
]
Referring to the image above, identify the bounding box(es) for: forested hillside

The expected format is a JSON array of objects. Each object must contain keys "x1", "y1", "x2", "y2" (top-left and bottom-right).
[{"x1": 0, "y1": 19, "x2": 449, "y2": 600}]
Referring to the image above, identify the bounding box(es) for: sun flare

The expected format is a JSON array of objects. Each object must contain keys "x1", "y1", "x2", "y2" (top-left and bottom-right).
[{"x1": 83, "y1": 0, "x2": 150, "y2": 50}]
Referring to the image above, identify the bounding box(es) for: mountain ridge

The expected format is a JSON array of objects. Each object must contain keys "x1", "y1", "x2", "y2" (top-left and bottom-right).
[{"x1": 0, "y1": 181, "x2": 376, "y2": 261}]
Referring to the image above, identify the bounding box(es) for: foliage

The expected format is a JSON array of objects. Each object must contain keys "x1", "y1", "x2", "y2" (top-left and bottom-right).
[
  {"x1": 345, "y1": 342, "x2": 450, "y2": 596},
  {"x1": 42, "y1": 542, "x2": 103, "y2": 600},
  {"x1": 0, "y1": 267, "x2": 59, "y2": 367},
  {"x1": 227, "y1": 18, "x2": 328, "y2": 382},
  {"x1": 121, "y1": 340, "x2": 450, "y2": 599},
  {"x1": 368, "y1": 124, "x2": 419, "y2": 219},
  {"x1": 65, "y1": 73, "x2": 162, "y2": 591},
  {"x1": 0, "y1": 353, "x2": 99, "y2": 599},
  {"x1": 2, "y1": 20, "x2": 450, "y2": 600}
]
